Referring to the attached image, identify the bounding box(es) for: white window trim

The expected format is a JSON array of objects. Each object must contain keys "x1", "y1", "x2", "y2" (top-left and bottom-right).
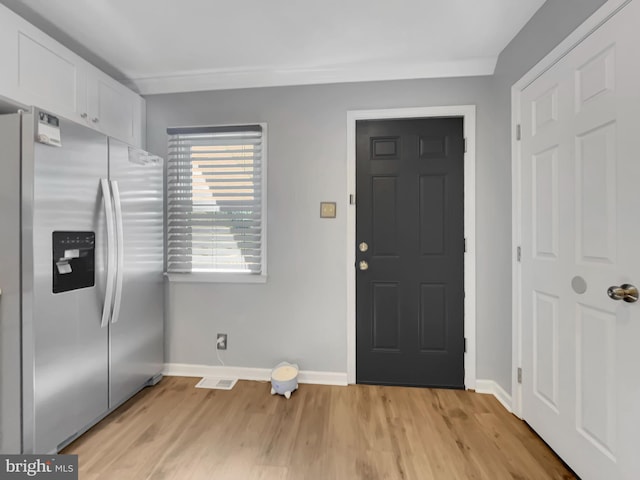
[
  {"x1": 165, "y1": 122, "x2": 268, "y2": 283},
  {"x1": 166, "y1": 272, "x2": 267, "y2": 284}
]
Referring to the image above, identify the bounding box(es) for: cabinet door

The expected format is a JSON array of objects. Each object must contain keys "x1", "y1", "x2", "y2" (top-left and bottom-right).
[
  {"x1": 87, "y1": 68, "x2": 140, "y2": 146},
  {"x1": 0, "y1": 5, "x2": 19, "y2": 100},
  {"x1": 0, "y1": 4, "x2": 144, "y2": 146},
  {"x1": 15, "y1": 23, "x2": 86, "y2": 121}
]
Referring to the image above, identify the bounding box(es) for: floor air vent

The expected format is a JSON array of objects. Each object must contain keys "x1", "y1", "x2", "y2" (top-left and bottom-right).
[{"x1": 195, "y1": 377, "x2": 238, "y2": 390}]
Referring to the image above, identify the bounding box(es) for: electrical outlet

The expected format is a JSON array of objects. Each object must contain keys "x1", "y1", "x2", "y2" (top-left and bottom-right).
[{"x1": 216, "y1": 333, "x2": 227, "y2": 350}]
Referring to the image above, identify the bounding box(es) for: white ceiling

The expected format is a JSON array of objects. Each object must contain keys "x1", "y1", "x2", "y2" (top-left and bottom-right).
[{"x1": 0, "y1": 0, "x2": 546, "y2": 94}]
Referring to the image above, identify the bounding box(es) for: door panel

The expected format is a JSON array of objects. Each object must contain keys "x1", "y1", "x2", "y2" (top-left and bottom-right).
[
  {"x1": 520, "y1": 1, "x2": 640, "y2": 478},
  {"x1": 108, "y1": 139, "x2": 164, "y2": 408},
  {"x1": 372, "y1": 283, "x2": 400, "y2": 350},
  {"x1": 575, "y1": 304, "x2": 616, "y2": 458},
  {"x1": 419, "y1": 284, "x2": 446, "y2": 351},
  {"x1": 356, "y1": 118, "x2": 464, "y2": 388},
  {"x1": 371, "y1": 177, "x2": 399, "y2": 255},
  {"x1": 575, "y1": 123, "x2": 616, "y2": 263},
  {"x1": 532, "y1": 147, "x2": 558, "y2": 258},
  {"x1": 31, "y1": 117, "x2": 108, "y2": 453},
  {"x1": 419, "y1": 175, "x2": 446, "y2": 255},
  {"x1": 533, "y1": 291, "x2": 559, "y2": 412}
]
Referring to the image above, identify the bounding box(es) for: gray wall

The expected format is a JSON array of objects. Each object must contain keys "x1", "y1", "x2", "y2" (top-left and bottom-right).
[
  {"x1": 147, "y1": 77, "x2": 497, "y2": 374},
  {"x1": 146, "y1": 0, "x2": 609, "y2": 390}
]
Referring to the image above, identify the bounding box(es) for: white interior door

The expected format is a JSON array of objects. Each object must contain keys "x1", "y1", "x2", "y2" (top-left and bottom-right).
[{"x1": 519, "y1": 1, "x2": 640, "y2": 479}]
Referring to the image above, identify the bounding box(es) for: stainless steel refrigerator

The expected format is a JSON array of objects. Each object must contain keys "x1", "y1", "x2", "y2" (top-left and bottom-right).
[{"x1": 0, "y1": 108, "x2": 164, "y2": 454}]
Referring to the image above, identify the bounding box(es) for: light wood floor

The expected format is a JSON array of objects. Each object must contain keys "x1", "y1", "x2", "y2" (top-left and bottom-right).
[{"x1": 63, "y1": 377, "x2": 575, "y2": 480}]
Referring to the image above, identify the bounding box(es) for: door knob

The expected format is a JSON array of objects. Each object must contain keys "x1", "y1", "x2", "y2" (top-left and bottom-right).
[
  {"x1": 607, "y1": 284, "x2": 638, "y2": 303},
  {"x1": 358, "y1": 242, "x2": 369, "y2": 252},
  {"x1": 358, "y1": 260, "x2": 369, "y2": 271}
]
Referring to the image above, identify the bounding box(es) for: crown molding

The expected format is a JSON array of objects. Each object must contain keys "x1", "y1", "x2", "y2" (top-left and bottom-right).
[{"x1": 126, "y1": 57, "x2": 497, "y2": 95}]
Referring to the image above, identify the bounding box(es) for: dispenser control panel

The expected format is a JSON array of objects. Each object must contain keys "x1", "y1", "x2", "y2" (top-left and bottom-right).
[{"x1": 52, "y1": 231, "x2": 95, "y2": 294}]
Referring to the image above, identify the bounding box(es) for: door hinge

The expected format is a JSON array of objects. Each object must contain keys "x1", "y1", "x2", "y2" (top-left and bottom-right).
[
  {"x1": 464, "y1": 338, "x2": 467, "y2": 353},
  {"x1": 349, "y1": 194, "x2": 356, "y2": 205},
  {"x1": 517, "y1": 246, "x2": 521, "y2": 262},
  {"x1": 464, "y1": 138, "x2": 467, "y2": 153},
  {"x1": 464, "y1": 238, "x2": 467, "y2": 253},
  {"x1": 517, "y1": 367, "x2": 522, "y2": 384},
  {"x1": 516, "y1": 124, "x2": 522, "y2": 141}
]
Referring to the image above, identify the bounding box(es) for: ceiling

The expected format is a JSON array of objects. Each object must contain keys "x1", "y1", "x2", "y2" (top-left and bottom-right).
[{"x1": 0, "y1": 0, "x2": 546, "y2": 95}]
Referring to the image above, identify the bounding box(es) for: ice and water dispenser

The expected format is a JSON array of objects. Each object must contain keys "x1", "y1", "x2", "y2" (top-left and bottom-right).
[{"x1": 52, "y1": 231, "x2": 95, "y2": 293}]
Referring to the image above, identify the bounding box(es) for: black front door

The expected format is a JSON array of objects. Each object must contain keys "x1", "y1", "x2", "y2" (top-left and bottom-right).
[{"x1": 356, "y1": 117, "x2": 465, "y2": 388}]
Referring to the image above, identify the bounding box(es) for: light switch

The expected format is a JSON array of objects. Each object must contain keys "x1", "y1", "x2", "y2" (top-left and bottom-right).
[{"x1": 320, "y1": 202, "x2": 337, "y2": 218}]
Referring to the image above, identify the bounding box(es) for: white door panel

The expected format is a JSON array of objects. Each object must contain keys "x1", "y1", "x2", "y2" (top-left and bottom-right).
[{"x1": 520, "y1": 1, "x2": 640, "y2": 478}]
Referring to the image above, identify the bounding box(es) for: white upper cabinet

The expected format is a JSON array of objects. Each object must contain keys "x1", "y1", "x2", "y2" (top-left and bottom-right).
[
  {"x1": 0, "y1": 4, "x2": 144, "y2": 147},
  {"x1": 0, "y1": 7, "x2": 19, "y2": 99},
  {"x1": 85, "y1": 66, "x2": 143, "y2": 147},
  {"x1": 15, "y1": 26, "x2": 87, "y2": 121}
]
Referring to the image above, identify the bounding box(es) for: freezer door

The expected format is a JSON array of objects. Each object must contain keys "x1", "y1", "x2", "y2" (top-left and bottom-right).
[
  {"x1": 108, "y1": 139, "x2": 164, "y2": 408},
  {"x1": 0, "y1": 114, "x2": 22, "y2": 454},
  {"x1": 29, "y1": 115, "x2": 110, "y2": 453}
]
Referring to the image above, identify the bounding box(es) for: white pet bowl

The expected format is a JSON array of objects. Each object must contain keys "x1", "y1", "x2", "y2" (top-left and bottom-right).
[{"x1": 270, "y1": 362, "x2": 299, "y2": 399}]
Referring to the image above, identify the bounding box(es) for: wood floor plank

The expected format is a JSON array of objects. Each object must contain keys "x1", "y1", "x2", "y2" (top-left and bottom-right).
[{"x1": 62, "y1": 377, "x2": 576, "y2": 480}]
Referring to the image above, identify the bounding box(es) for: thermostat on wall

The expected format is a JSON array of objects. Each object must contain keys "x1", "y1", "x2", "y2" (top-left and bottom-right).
[{"x1": 320, "y1": 202, "x2": 336, "y2": 218}]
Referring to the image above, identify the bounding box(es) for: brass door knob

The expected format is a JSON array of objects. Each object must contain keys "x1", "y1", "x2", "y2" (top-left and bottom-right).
[
  {"x1": 607, "y1": 284, "x2": 638, "y2": 303},
  {"x1": 358, "y1": 260, "x2": 369, "y2": 271}
]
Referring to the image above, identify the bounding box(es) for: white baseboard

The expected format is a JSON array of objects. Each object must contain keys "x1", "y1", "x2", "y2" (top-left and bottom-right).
[
  {"x1": 475, "y1": 379, "x2": 513, "y2": 413},
  {"x1": 164, "y1": 365, "x2": 510, "y2": 403},
  {"x1": 163, "y1": 363, "x2": 348, "y2": 386}
]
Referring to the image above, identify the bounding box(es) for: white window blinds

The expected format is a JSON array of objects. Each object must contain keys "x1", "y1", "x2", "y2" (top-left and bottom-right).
[{"x1": 167, "y1": 124, "x2": 265, "y2": 275}]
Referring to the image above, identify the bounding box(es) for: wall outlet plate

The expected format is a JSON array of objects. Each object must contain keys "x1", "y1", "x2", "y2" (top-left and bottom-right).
[
  {"x1": 216, "y1": 333, "x2": 227, "y2": 350},
  {"x1": 320, "y1": 202, "x2": 337, "y2": 218}
]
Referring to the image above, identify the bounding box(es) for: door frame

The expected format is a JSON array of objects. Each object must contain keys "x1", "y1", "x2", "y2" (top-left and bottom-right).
[
  {"x1": 511, "y1": 0, "x2": 632, "y2": 418},
  {"x1": 346, "y1": 105, "x2": 477, "y2": 388}
]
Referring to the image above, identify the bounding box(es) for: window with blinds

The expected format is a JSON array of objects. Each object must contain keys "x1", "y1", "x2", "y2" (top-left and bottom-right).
[{"x1": 166, "y1": 124, "x2": 266, "y2": 276}]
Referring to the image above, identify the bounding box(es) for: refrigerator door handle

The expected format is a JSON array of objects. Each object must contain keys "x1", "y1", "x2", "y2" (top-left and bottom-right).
[
  {"x1": 110, "y1": 180, "x2": 124, "y2": 324},
  {"x1": 100, "y1": 179, "x2": 116, "y2": 328}
]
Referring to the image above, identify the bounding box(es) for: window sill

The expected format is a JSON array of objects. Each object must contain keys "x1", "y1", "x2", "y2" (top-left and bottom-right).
[{"x1": 165, "y1": 273, "x2": 268, "y2": 284}]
